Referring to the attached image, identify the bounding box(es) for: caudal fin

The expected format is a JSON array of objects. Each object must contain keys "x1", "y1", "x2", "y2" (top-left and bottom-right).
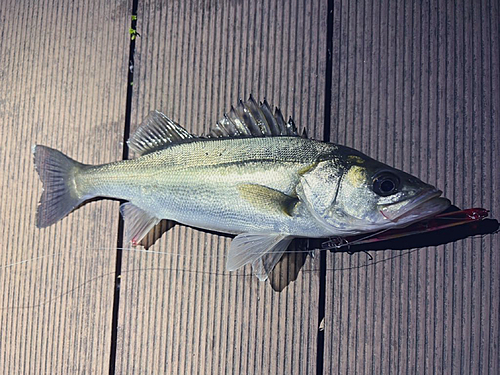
[{"x1": 33, "y1": 145, "x2": 84, "y2": 228}]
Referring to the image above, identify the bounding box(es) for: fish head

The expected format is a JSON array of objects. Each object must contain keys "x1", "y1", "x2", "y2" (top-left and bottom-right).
[{"x1": 298, "y1": 152, "x2": 451, "y2": 234}]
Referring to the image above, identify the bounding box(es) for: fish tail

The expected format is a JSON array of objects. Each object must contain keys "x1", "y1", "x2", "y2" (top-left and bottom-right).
[{"x1": 33, "y1": 145, "x2": 86, "y2": 228}]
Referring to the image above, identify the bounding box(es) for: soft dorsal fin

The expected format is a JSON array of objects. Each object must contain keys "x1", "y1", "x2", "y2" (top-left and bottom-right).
[
  {"x1": 128, "y1": 110, "x2": 195, "y2": 155},
  {"x1": 209, "y1": 96, "x2": 298, "y2": 138}
]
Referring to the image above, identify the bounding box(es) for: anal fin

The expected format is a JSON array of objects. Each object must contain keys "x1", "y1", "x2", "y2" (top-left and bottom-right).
[
  {"x1": 120, "y1": 202, "x2": 160, "y2": 245},
  {"x1": 226, "y1": 233, "x2": 293, "y2": 281}
]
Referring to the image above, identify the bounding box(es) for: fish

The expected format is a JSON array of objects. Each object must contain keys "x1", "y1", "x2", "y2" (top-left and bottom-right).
[{"x1": 33, "y1": 97, "x2": 451, "y2": 280}]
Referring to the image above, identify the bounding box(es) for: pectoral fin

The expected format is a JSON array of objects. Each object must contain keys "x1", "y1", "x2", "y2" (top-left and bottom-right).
[
  {"x1": 120, "y1": 202, "x2": 160, "y2": 245},
  {"x1": 227, "y1": 233, "x2": 293, "y2": 281},
  {"x1": 238, "y1": 184, "x2": 298, "y2": 217}
]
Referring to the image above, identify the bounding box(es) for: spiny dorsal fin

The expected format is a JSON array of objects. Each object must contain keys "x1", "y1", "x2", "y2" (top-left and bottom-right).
[
  {"x1": 209, "y1": 96, "x2": 298, "y2": 138},
  {"x1": 128, "y1": 110, "x2": 195, "y2": 156}
]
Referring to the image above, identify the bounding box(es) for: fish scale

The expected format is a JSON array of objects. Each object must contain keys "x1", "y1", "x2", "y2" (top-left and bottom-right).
[{"x1": 77, "y1": 137, "x2": 329, "y2": 237}]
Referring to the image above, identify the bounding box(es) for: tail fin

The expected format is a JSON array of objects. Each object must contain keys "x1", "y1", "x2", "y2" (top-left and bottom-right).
[{"x1": 33, "y1": 145, "x2": 85, "y2": 228}]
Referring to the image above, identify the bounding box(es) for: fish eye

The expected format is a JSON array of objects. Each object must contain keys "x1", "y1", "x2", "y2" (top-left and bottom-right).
[{"x1": 372, "y1": 172, "x2": 400, "y2": 196}]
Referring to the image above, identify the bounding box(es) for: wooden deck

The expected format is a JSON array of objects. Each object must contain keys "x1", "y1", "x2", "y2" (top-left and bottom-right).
[{"x1": 1, "y1": 0, "x2": 499, "y2": 373}]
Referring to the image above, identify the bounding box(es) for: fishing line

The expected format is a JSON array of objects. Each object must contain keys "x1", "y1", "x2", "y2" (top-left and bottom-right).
[
  {"x1": 4, "y1": 206, "x2": 485, "y2": 270},
  {"x1": 0, "y1": 242, "x2": 349, "y2": 270},
  {"x1": 0, "y1": 252, "x2": 65, "y2": 270},
  {"x1": 0, "y1": 245, "x2": 423, "y2": 311},
  {"x1": 1, "y1": 213, "x2": 487, "y2": 270},
  {"x1": 0, "y1": 271, "x2": 116, "y2": 310},
  {"x1": 0, "y1": 246, "x2": 223, "y2": 270},
  {"x1": 4, "y1": 213, "x2": 487, "y2": 310},
  {"x1": 0, "y1": 224, "x2": 446, "y2": 270},
  {"x1": 320, "y1": 228, "x2": 392, "y2": 250}
]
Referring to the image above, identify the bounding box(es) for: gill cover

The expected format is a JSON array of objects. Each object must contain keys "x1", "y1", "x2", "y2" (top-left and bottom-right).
[{"x1": 297, "y1": 160, "x2": 344, "y2": 231}]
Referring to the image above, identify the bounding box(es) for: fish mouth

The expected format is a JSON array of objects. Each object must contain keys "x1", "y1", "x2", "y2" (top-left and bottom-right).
[{"x1": 380, "y1": 189, "x2": 451, "y2": 224}]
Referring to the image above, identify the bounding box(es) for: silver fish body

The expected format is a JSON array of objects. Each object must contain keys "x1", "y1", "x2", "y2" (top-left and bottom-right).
[
  {"x1": 77, "y1": 136, "x2": 335, "y2": 238},
  {"x1": 34, "y1": 98, "x2": 450, "y2": 280}
]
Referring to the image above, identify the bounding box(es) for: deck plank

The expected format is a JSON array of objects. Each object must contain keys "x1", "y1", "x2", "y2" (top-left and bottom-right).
[
  {"x1": 324, "y1": 0, "x2": 500, "y2": 373},
  {"x1": 114, "y1": 0, "x2": 327, "y2": 373},
  {"x1": 2, "y1": 0, "x2": 498, "y2": 373},
  {"x1": 0, "y1": 0, "x2": 130, "y2": 373}
]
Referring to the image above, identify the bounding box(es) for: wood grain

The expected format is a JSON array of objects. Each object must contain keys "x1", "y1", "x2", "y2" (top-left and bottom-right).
[
  {"x1": 115, "y1": 0, "x2": 327, "y2": 373},
  {"x1": 325, "y1": 0, "x2": 500, "y2": 373},
  {"x1": 1, "y1": 0, "x2": 498, "y2": 373},
  {"x1": 0, "y1": 0, "x2": 130, "y2": 373}
]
